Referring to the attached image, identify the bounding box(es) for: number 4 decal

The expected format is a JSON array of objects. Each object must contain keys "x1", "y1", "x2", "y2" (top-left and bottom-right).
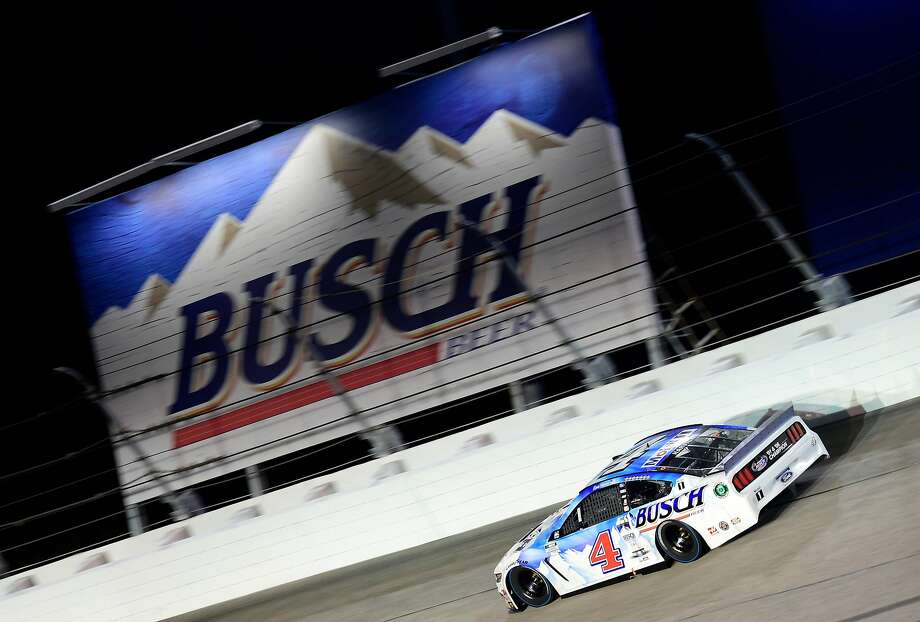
[{"x1": 589, "y1": 530, "x2": 624, "y2": 573}]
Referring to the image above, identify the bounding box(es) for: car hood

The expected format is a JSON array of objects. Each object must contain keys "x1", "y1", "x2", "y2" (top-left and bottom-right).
[{"x1": 494, "y1": 505, "x2": 568, "y2": 574}]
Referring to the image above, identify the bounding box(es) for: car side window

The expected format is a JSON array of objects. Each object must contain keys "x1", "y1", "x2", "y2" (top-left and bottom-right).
[
  {"x1": 557, "y1": 487, "x2": 624, "y2": 538},
  {"x1": 624, "y1": 479, "x2": 672, "y2": 508}
]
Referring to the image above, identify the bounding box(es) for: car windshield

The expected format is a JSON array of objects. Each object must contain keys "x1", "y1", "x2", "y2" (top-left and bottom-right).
[
  {"x1": 594, "y1": 433, "x2": 669, "y2": 479},
  {"x1": 656, "y1": 427, "x2": 753, "y2": 474}
]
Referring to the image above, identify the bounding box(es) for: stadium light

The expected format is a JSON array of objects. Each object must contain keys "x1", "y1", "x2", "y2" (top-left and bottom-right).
[{"x1": 378, "y1": 27, "x2": 503, "y2": 78}]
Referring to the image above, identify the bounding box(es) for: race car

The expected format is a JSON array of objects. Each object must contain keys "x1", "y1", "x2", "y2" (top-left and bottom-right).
[{"x1": 494, "y1": 406, "x2": 828, "y2": 611}]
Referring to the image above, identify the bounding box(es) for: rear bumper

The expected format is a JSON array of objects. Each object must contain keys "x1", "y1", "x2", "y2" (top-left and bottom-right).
[{"x1": 743, "y1": 426, "x2": 828, "y2": 511}]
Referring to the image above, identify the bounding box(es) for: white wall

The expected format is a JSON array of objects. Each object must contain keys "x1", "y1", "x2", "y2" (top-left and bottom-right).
[{"x1": 2, "y1": 282, "x2": 918, "y2": 622}]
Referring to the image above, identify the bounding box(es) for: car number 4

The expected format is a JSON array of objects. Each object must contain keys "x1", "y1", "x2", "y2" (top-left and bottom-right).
[{"x1": 589, "y1": 530, "x2": 625, "y2": 573}]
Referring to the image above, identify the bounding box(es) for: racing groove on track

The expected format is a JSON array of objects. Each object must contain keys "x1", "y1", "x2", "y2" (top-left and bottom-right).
[{"x1": 175, "y1": 402, "x2": 920, "y2": 622}]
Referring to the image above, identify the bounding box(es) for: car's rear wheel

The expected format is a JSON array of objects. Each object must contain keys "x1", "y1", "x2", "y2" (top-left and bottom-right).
[
  {"x1": 507, "y1": 566, "x2": 556, "y2": 608},
  {"x1": 656, "y1": 520, "x2": 704, "y2": 563}
]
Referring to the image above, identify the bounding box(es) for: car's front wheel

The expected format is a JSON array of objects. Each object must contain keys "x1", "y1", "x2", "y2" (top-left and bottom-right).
[
  {"x1": 656, "y1": 520, "x2": 705, "y2": 563},
  {"x1": 507, "y1": 566, "x2": 556, "y2": 608}
]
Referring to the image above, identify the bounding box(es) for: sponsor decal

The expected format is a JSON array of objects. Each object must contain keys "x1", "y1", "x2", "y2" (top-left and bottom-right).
[
  {"x1": 642, "y1": 429, "x2": 697, "y2": 468},
  {"x1": 719, "y1": 521, "x2": 729, "y2": 531},
  {"x1": 811, "y1": 437, "x2": 817, "y2": 447},
  {"x1": 714, "y1": 483, "x2": 729, "y2": 497},
  {"x1": 624, "y1": 475, "x2": 651, "y2": 481},
  {"x1": 677, "y1": 480, "x2": 686, "y2": 491},
  {"x1": 444, "y1": 311, "x2": 538, "y2": 361},
  {"x1": 744, "y1": 428, "x2": 799, "y2": 483},
  {"x1": 766, "y1": 438, "x2": 790, "y2": 461},
  {"x1": 622, "y1": 532, "x2": 636, "y2": 543},
  {"x1": 731, "y1": 517, "x2": 742, "y2": 525},
  {"x1": 754, "y1": 488, "x2": 764, "y2": 502},
  {"x1": 779, "y1": 469, "x2": 794, "y2": 483},
  {"x1": 708, "y1": 527, "x2": 718, "y2": 535},
  {"x1": 633, "y1": 486, "x2": 706, "y2": 529}
]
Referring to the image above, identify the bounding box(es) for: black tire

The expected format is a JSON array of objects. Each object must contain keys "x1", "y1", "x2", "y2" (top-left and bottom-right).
[
  {"x1": 507, "y1": 566, "x2": 556, "y2": 608},
  {"x1": 656, "y1": 520, "x2": 705, "y2": 563}
]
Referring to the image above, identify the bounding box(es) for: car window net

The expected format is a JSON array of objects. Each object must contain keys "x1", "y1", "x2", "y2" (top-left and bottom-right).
[{"x1": 559, "y1": 487, "x2": 624, "y2": 537}]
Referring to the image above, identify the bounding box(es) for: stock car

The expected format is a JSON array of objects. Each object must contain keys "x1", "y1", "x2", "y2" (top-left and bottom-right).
[{"x1": 494, "y1": 406, "x2": 828, "y2": 611}]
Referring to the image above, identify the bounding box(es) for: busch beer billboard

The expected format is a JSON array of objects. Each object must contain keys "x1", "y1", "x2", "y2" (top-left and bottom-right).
[{"x1": 66, "y1": 16, "x2": 658, "y2": 502}]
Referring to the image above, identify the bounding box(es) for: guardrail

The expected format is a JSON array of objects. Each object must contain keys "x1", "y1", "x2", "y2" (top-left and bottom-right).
[{"x1": 2, "y1": 281, "x2": 918, "y2": 621}]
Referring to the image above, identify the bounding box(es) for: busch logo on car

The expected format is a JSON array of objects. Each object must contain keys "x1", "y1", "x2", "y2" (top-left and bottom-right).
[{"x1": 633, "y1": 486, "x2": 706, "y2": 528}]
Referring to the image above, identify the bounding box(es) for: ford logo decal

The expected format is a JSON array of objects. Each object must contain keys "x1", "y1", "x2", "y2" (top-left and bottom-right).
[
  {"x1": 779, "y1": 469, "x2": 794, "y2": 483},
  {"x1": 752, "y1": 455, "x2": 769, "y2": 472}
]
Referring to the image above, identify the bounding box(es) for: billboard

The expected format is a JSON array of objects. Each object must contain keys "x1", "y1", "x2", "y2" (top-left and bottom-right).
[{"x1": 66, "y1": 15, "x2": 658, "y2": 503}]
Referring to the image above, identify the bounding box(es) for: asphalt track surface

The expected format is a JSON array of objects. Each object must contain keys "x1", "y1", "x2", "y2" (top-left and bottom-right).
[{"x1": 176, "y1": 402, "x2": 920, "y2": 622}]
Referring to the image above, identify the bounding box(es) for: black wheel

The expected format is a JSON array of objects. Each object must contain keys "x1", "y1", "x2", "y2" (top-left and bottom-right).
[
  {"x1": 656, "y1": 520, "x2": 704, "y2": 563},
  {"x1": 507, "y1": 566, "x2": 556, "y2": 608}
]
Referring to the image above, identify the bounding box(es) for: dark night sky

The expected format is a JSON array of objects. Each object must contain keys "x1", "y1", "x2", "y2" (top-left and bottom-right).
[{"x1": 5, "y1": 1, "x2": 917, "y2": 573}]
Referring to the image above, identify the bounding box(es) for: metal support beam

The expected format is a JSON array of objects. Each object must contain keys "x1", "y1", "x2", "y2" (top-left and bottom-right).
[
  {"x1": 47, "y1": 120, "x2": 263, "y2": 213},
  {"x1": 645, "y1": 332, "x2": 666, "y2": 369},
  {"x1": 686, "y1": 133, "x2": 853, "y2": 312},
  {"x1": 51, "y1": 367, "x2": 194, "y2": 520},
  {"x1": 113, "y1": 415, "x2": 195, "y2": 519},
  {"x1": 263, "y1": 302, "x2": 404, "y2": 458},
  {"x1": 694, "y1": 328, "x2": 720, "y2": 351},
  {"x1": 508, "y1": 380, "x2": 527, "y2": 413},
  {"x1": 457, "y1": 218, "x2": 605, "y2": 389},
  {"x1": 245, "y1": 465, "x2": 265, "y2": 497},
  {"x1": 125, "y1": 504, "x2": 144, "y2": 536}
]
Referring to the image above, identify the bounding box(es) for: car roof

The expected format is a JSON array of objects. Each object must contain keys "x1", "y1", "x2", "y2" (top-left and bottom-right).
[{"x1": 584, "y1": 423, "x2": 750, "y2": 490}]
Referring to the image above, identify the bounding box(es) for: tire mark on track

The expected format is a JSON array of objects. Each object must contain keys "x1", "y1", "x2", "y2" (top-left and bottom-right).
[
  {"x1": 835, "y1": 594, "x2": 920, "y2": 622},
  {"x1": 793, "y1": 460, "x2": 920, "y2": 503},
  {"x1": 380, "y1": 588, "x2": 495, "y2": 622}
]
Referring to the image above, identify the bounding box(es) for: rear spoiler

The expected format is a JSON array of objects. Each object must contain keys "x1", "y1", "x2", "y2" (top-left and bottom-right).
[{"x1": 708, "y1": 406, "x2": 798, "y2": 475}]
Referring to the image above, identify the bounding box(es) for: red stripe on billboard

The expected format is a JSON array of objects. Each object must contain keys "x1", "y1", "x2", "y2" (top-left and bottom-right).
[{"x1": 173, "y1": 343, "x2": 441, "y2": 448}]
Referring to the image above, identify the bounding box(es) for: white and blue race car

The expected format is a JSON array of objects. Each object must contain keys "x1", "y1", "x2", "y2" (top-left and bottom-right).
[{"x1": 494, "y1": 407, "x2": 828, "y2": 611}]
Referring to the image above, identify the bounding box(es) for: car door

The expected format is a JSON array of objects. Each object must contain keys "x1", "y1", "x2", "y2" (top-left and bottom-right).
[
  {"x1": 618, "y1": 477, "x2": 677, "y2": 567},
  {"x1": 542, "y1": 482, "x2": 633, "y2": 592}
]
